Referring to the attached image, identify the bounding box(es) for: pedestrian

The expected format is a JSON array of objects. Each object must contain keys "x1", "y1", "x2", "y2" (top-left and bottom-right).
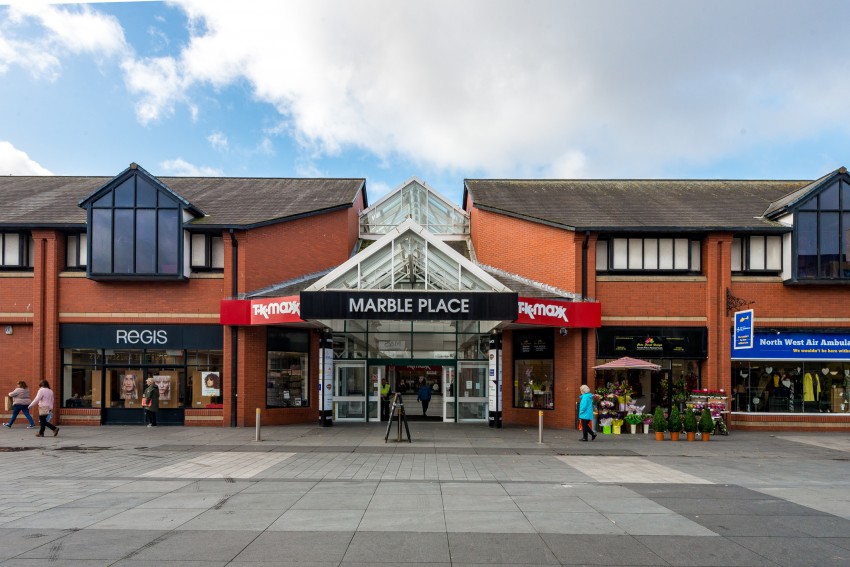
[
  {"x1": 380, "y1": 378, "x2": 391, "y2": 421},
  {"x1": 417, "y1": 379, "x2": 432, "y2": 417},
  {"x1": 4, "y1": 380, "x2": 36, "y2": 429},
  {"x1": 142, "y1": 376, "x2": 159, "y2": 427},
  {"x1": 578, "y1": 384, "x2": 597, "y2": 441},
  {"x1": 28, "y1": 380, "x2": 58, "y2": 437}
]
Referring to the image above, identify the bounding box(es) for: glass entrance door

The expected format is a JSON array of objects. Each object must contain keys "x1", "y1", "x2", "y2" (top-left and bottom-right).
[
  {"x1": 443, "y1": 366, "x2": 456, "y2": 422},
  {"x1": 334, "y1": 362, "x2": 367, "y2": 421},
  {"x1": 457, "y1": 361, "x2": 488, "y2": 422}
]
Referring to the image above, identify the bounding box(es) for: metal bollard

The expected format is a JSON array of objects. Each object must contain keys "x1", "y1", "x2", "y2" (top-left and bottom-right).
[
  {"x1": 255, "y1": 408, "x2": 261, "y2": 442},
  {"x1": 538, "y1": 410, "x2": 544, "y2": 443}
]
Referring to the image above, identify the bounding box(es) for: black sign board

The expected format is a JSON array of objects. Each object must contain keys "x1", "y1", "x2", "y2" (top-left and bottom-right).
[
  {"x1": 596, "y1": 327, "x2": 707, "y2": 359},
  {"x1": 300, "y1": 291, "x2": 518, "y2": 321},
  {"x1": 60, "y1": 324, "x2": 223, "y2": 349},
  {"x1": 513, "y1": 329, "x2": 554, "y2": 359}
]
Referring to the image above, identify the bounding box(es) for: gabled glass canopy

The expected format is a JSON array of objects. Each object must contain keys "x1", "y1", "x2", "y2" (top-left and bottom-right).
[
  {"x1": 360, "y1": 178, "x2": 469, "y2": 237},
  {"x1": 309, "y1": 219, "x2": 508, "y2": 292}
]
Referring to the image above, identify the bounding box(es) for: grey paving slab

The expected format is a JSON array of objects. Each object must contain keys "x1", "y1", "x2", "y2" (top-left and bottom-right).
[
  {"x1": 268, "y1": 509, "x2": 365, "y2": 531},
  {"x1": 582, "y1": 496, "x2": 675, "y2": 514},
  {"x1": 217, "y1": 491, "x2": 303, "y2": 510},
  {"x1": 15, "y1": 529, "x2": 165, "y2": 560},
  {"x1": 238, "y1": 480, "x2": 317, "y2": 493},
  {"x1": 604, "y1": 513, "x2": 717, "y2": 536},
  {"x1": 635, "y1": 535, "x2": 777, "y2": 566},
  {"x1": 444, "y1": 510, "x2": 536, "y2": 533},
  {"x1": 291, "y1": 492, "x2": 373, "y2": 510},
  {"x1": 86, "y1": 507, "x2": 205, "y2": 530},
  {"x1": 512, "y1": 494, "x2": 597, "y2": 512},
  {"x1": 541, "y1": 533, "x2": 668, "y2": 565},
  {"x1": 106, "y1": 480, "x2": 194, "y2": 493},
  {"x1": 175, "y1": 508, "x2": 283, "y2": 531},
  {"x1": 10, "y1": 507, "x2": 124, "y2": 530},
  {"x1": 446, "y1": 533, "x2": 559, "y2": 565},
  {"x1": 233, "y1": 531, "x2": 353, "y2": 563},
  {"x1": 730, "y1": 536, "x2": 850, "y2": 567},
  {"x1": 112, "y1": 561, "x2": 228, "y2": 567},
  {"x1": 367, "y1": 493, "x2": 443, "y2": 510},
  {"x1": 56, "y1": 492, "x2": 159, "y2": 509},
  {"x1": 685, "y1": 513, "x2": 827, "y2": 538},
  {"x1": 524, "y1": 511, "x2": 625, "y2": 535},
  {"x1": 344, "y1": 531, "x2": 450, "y2": 563},
  {"x1": 126, "y1": 529, "x2": 260, "y2": 562},
  {"x1": 0, "y1": 559, "x2": 115, "y2": 566},
  {"x1": 0, "y1": 529, "x2": 71, "y2": 561},
  {"x1": 442, "y1": 493, "x2": 519, "y2": 511},
  {"x1": 358, "y1": 508, "x2": 447, "y2": 532}
]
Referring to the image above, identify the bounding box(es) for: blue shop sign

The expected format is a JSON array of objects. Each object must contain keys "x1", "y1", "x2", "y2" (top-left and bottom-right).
[
  {"x1": 731, "y1": 332, "x2": 850, "y2": 360},
  {"x1": 733, "y1": 309, "x2": 753, "y2": 350}
]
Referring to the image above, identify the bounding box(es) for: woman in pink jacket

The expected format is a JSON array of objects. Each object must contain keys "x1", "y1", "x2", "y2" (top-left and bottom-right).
[{"x1": 28, "y1": 380, "x2": 59, "y2": 437}]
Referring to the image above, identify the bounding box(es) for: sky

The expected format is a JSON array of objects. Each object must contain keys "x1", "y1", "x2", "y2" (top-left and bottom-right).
[{"x1": 1, "y1": 0, "x2": 850, "y2": 205}]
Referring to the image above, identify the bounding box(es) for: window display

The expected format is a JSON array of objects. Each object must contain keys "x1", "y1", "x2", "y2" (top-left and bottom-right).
[
  {"x1": 732, "y1": 361, "x2": 849, "y2": 413},
  {"x1": 267, "y1": 351, "x2": 309, "y2": 408},
  {"x1": 512, "y1": 330, "x2": 555, "y2": 410}
]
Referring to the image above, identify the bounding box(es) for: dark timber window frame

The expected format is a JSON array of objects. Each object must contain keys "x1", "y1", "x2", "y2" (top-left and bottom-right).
[
  {"x1": 596, "y1": 236, "x2": 702, "y2": 274},
  {"x1": 792, "y1": 178, "x2": 850, "y2": 282}
]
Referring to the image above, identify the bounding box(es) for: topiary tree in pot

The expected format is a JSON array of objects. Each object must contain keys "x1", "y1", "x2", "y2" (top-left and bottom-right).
[
  {"x1": 652, "y1": 406, "x2": 667, "y2": 441},
  {"x1": 683, "y1": 408, "x2": 698, "y2": 441},
  {"x1": 668, "y1": 405, "x2": 683, "y2": 441},
  {"x1": 698, "y1": 407, "x2": 715, "y2": 441}
]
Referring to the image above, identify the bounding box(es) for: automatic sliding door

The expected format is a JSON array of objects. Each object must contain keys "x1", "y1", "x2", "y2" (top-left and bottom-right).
[
  {"x1": 334, "y1": 362, "x2": 367, "y2": 421},
  {"x1": 457, "y1": 361, "x2": 487, "y2": 422}
]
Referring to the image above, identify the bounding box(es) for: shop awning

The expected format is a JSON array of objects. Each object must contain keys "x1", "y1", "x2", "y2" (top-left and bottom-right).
[{"x1": 593, "y1": 356, "x2": 661, "y2": 371}]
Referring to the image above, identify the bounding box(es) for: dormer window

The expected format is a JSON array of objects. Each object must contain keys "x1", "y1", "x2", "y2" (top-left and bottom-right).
[
  {"x1": 80, "y1": 164, "x2": 202, "y2": 280},
  {"x1": 794, "y1": 179, "x2": 850, "y2": 280}
]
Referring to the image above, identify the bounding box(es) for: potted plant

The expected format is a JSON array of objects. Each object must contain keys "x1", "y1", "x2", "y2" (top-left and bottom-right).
[
  {"x1": 612, "y1": 417, "x2": 624, "y2": 434},
  {"x1": 668, "y1": 406, "x2": 683, "y2": 441},
  {"x1": 625, "y1": 412, "x2": 643, "y2": 434},
  {"x1": 683, "y1": 408, "x2": 698, "y2": 441},
  {"x1": 642, "y1": 413, "x2": 653, "y2": 434},
  {"x1": 652, "y1": 406, "x2": 667, "y2": 441},
  {"x1": 699, "y1": 407, "x2": 715, "y2": 441}
]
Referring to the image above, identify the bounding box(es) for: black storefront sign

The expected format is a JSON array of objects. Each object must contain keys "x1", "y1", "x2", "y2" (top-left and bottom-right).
[
  {"x1": 513, "y1": 329, "x2": 554, "y2": 359},
  {"x1": 300, "y1": 290, "x2": 518, "y2": 321},
  {"x1": 596, "y1": 327, "x2": 707, "y2": 359},
  {"x1": 60, "y1": 324, "x2": 223, "y2": 349}
]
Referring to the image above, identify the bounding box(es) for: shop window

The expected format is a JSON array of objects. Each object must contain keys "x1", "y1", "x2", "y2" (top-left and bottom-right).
[
  {"x1": 0, "y1": 232, "x2": 33, "y2": 269},
  {"x1": 61, "y1": 349, "x2": 100, "y2": 408},
  {"x1": 82, "y1": 170, "x2": 185, "y2": 279},
  {"x1": 188, "y1": 350, "x2": 223, "y2": 408},
  {"x1": 267, "y1": 329, "x2": 309, "y2": 408},
  {"x1": 731, "y1": 235, "x2": 782, "y2": 273},
  {"x1": 731, "y1": 361, "x2": 848, "y2": 413},
  {"x1": 65, "y1": 233, "x2": 88, "y2": 269},
  {"x1": 513, "y1": 330, "x2": 555, "y2": 410},
  {"x1": 190, "y1": 233, "x2": 224, "y2": 270},
  {"x1": 793, "y1": 179, "x2": 850, "y2": 281},
  {"x1": 596, "y1": 237, "x2": 701, "y2": 273}
]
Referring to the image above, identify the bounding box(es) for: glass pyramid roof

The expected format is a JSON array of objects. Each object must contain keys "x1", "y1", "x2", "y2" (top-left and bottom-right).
[{"x1": 360, "y1": 178, "x2": 468, "y2": 237}]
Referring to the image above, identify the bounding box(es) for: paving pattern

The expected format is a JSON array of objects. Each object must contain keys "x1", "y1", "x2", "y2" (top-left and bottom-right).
[{"x1": 0, "y1": 424, "x2": 849, "y2": 565}]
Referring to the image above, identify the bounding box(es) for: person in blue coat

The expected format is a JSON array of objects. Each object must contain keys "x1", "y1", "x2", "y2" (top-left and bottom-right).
[
  {"x1": 417, "y1": 379, "x2": 432, "y2": 417},
  {"x1": 578, "y1": 384, "x2": 597, "y2": 441}
]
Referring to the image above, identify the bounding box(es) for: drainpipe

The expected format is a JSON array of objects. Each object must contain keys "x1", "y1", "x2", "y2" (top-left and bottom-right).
[
  {"x1": 230, "y1": 229, "x2": 238, "y2": 427},
  {"x1": 581, "y1": 231, "x2": 590, "y2": 386}
]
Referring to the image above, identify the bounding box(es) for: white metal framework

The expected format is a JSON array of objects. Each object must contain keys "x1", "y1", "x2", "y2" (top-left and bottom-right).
[{"x1": 360, "y1": 178, "x2": 469, "y2": 238}]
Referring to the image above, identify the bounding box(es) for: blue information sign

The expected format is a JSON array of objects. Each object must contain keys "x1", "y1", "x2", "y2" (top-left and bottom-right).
[
  {"x1": 733, "y1": 309, "x2": 754, "y2": 350},
  {"x1": 731, "y1": 332, "x2": 850, "y2": 360}
]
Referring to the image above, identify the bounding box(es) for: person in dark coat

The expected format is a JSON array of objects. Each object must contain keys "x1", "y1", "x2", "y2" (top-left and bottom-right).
[
  {"x1": 142, "y1": 376, "x2": 160, "y2": 427},
  {"x1": 417, "y1": 379, "x2": 432, "y2": 417}
]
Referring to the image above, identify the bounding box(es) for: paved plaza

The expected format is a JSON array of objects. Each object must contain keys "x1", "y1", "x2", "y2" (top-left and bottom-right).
[{"x1": 0, "y1": 422, "x2": 849, "y2": 566}]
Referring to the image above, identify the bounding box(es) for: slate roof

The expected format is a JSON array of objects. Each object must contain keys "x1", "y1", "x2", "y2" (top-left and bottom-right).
[
  {"x1": 0, "y1": 175, "x2": 365, "y2": 228},
  {"x1": 464, "y1": 178, "x2": 814, "y2": 233}
]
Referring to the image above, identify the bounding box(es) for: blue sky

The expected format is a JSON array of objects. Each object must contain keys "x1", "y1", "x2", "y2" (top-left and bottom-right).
[{"x1": 2, "y1": 0, "x2": 850, "y2": 205}]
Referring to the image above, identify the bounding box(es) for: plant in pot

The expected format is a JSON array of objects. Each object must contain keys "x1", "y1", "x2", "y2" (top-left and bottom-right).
[
  {"x1": 652, "y1": 406, "x2": 667, "y2": 441},
  {"x1": 683, "y1": 408, "x2": 698, "y2": 441},
  {"x1": 625, "y1": 412, "x2": 643, "y2": 434},
  {"x1": 642, "y1": 413, "x2": 653, "y2": 434},
  {"x1": 668, "y1": 405, "x2": 683, "y2": 441},
  {"x1": 698, "y1": 407, "x2": 715, "y2": 441}
]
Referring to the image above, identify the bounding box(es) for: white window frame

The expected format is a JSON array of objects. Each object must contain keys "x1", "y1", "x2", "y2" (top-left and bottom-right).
[
  {"x1": 190, "y1": 233, "x2": 224, "y2": 270},
  {"x1": 732, "y1": 235, "x2": 783, "y2": 273},
  {"x1": 598, "y1": 236, "x2": 702, "y2": 273}
]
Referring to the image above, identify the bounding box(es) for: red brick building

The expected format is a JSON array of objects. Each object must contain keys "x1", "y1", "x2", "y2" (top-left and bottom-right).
[{"x1": 2, "y1": 164, "x2": 849, "y2": 431}]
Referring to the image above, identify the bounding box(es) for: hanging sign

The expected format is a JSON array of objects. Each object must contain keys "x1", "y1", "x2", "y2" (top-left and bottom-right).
[
  {"x1": 301, "y1": 291, "x2": 518, "y2": 321},
  {"x1": 733, "y1": 309, "x2": 754, "y2": 350}
]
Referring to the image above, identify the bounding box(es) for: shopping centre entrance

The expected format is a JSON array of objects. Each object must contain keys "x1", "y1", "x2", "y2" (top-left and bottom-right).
[{"x1": 333, "y1": 361, "x2": 488, "y2": 423}]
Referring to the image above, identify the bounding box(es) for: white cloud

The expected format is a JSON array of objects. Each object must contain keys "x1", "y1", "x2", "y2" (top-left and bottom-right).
[
  {"x1": 119, "y1": 0, "x2": 850, "y2": 178},
  {"x1": 0, "y1": 4, "x2": 126, "y2": 79},
  {"x1": 207, "y1": 131, "x2": 228, "y2": 152},
  {"x1": 159, "y1": 158, "x2": 222, "y2": 177},
  {"x1": 0, "y1": 141, "x2": 52, "y2": 175}
]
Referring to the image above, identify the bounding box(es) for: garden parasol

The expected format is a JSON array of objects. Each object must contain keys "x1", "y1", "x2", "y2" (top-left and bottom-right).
[{"x1": 593, "y1": 356, "x2": 661, "y2": 371}]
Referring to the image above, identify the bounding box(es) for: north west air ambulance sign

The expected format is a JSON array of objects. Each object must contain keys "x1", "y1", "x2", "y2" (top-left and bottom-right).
[{"x1": 220, "y1": 293, "x2": 601, "y2": 327}]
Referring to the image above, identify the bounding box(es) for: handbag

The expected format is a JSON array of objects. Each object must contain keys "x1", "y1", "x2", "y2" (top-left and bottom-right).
[
  {"x1": 38, "y1": 405, "x2": 50, "y2": 416},
  {"x1": 4, "y1": 396, "x2": 11, "y2": 412},
  {"x1": 142, "y1": 398, "x2": 152, "y2": 408}
]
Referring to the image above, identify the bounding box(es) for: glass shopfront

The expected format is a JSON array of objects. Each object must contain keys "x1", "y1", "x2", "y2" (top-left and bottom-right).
[
  {"x1": 731, "y1": 331, "x2": 850, "y2": 414},
  {"x1": 513, "y1": 329, "x2": 555, "y2": 410},
  {"x1": 328, "y1": 319, "x2": 490, "y2": 422},
  {"x1": 59, "y1": 324, "x2": 223, "y2": 424}
]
